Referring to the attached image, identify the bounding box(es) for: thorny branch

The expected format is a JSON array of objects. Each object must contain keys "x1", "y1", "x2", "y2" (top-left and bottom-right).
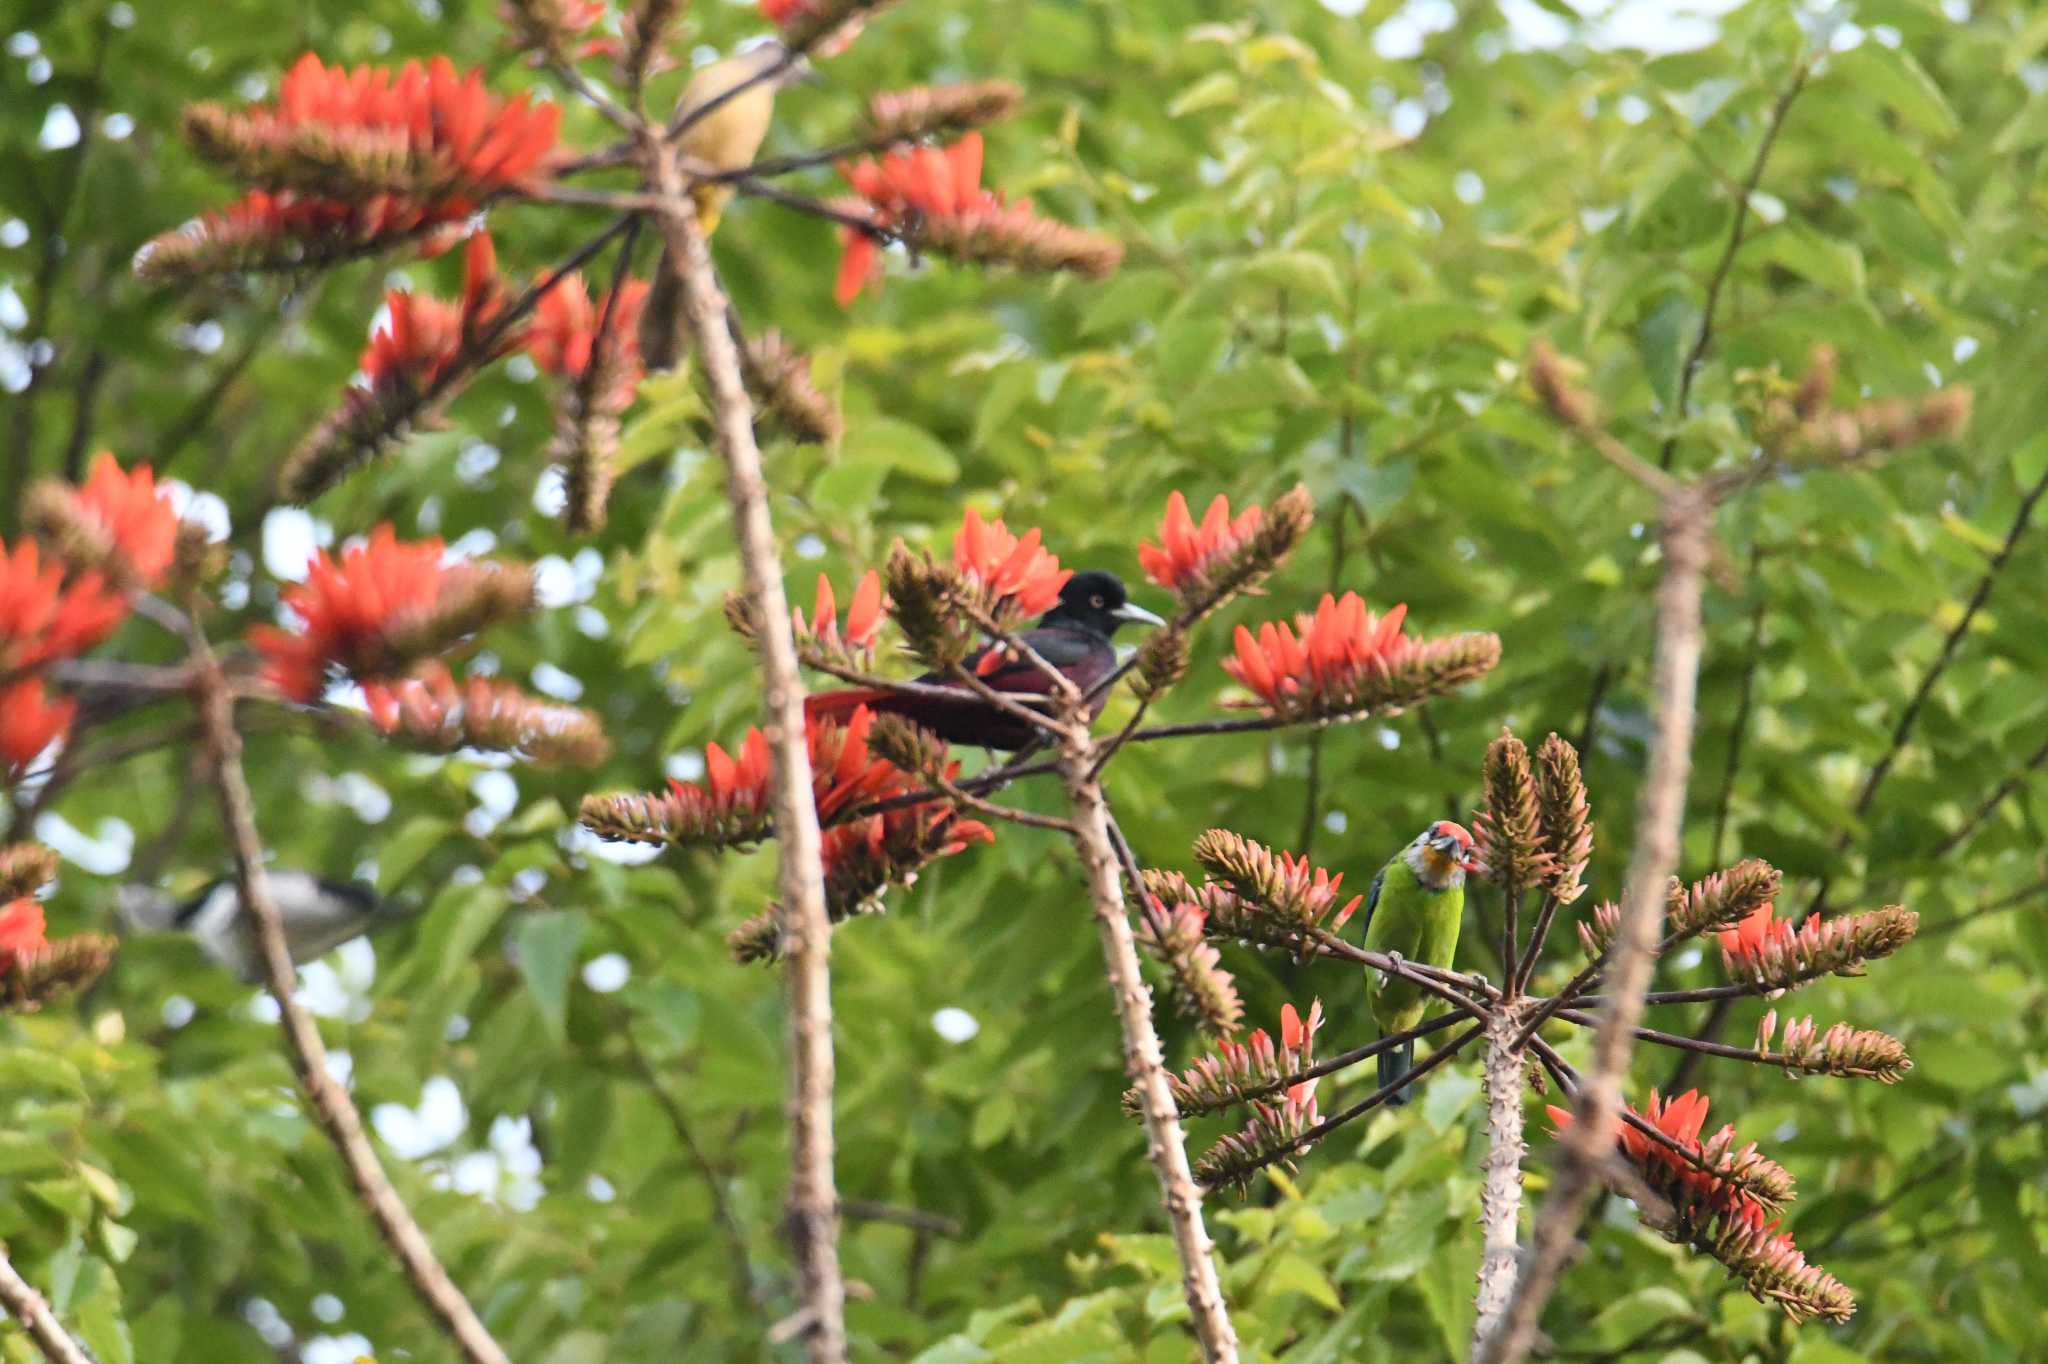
[
  {"x1": 1479, "y1": 493, "x2": 1713, "y2": 1364},
  {"x1": 647, "y1": 140, "x2": 847, "y2": 1363},
  {"x1": 190, "y1": 629, "x2": 512, "y2": 1364}
]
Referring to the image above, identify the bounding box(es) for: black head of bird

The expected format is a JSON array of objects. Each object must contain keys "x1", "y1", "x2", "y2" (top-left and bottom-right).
[{"x1": 1039, "y1": 570, "x2": 1166, "y2": 640}]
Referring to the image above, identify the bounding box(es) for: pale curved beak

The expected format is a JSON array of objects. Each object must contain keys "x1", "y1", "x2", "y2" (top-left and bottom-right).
[{"x1": 1113, "y1": 602, "x2": 1167, "y2": 628}]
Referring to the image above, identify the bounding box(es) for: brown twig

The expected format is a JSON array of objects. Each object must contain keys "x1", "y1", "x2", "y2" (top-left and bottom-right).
[
  {"x1": 1930, "y1": 734, "x2": 2048, "y2": 858},
  {"x1": 1058, "y1": 739, "x2": 1240, "y2": 1362},
  {"x1": 647, "y1": 139, "x2": 847, "y2": 1363},
  {"x1": 0, "y1": 1244, "x2": 92, "y2": 1364},
  {"x1": 1479, "y1": 492, "x2": 1712, "y2": 1364},
  {"x1": 189, "y1": 632, "x2": 510, "y2": 1364},
  {"x1": 1657, "y1": 58, "x2": 1811, "y2": 472},
  {"x1": 622, "y1": 1026, "x2": 760, "y2": 1311}
]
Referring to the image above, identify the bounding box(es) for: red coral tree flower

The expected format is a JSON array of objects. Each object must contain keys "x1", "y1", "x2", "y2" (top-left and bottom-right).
[
  {"x1": 76, "y1": 453, "x2": 179, "y2": 588},
  {"x1": 0, "y1": 539, "x2": 127, "y2": 675},
  {"x1": 529, "y1": 273, "x2": 653, "y2": 413},
  {"x1": 953, "y1": 507, "x2": 1071, "y2": 625},
  {"x1": 834, "y1": 132, "x2": 1121, "y2": 304},
  {"x1": 134, "y1": 189, "x2": 470, "y2": 283},
  {"x1": 0, "y1": 898, "x2": 47, "y2": 970},
  {"x1": 0, "y1": 679, "x2": 76, "y2": 782},
  {"x1": 1225, "y1": 591, "x2": 1409, "y2": 715},
  {"x1": 793, "y1": 570, "x2": 885, "y2": 658},
  {"x1": 30, "y1": 452, "x2": 184, "y2": 591},
  {"x1": 282, "y1": 233, "x2": 519, "y2": 502},
  {"x1": 1139, "y1": 491, "x2": 1264, "y2": 596},
  {"x1": 185, "y1": 52, "x2": 561, "y2": 209},
  {"x1": 249, "y1": 524, "x2": 530, "y2": 726}
]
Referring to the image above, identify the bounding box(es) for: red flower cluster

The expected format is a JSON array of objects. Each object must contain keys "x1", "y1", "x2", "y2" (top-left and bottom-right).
[
  {"x1": 0, "y1": 899, "x2": 46, "y2": 972},
  {"x1": 192, "y1": 52, "x2": 559, "y2": 206},
  {"x1": 1189, "y1": 828, "x2": 1364, "y2": 933},
  {"x1": 365, "y1": 233, "x2": 511, "y2": 395},
  {"x1": 71, "y1": 454, "x2": 180, "y2": 588},
  {"x1": 135, "y1": 189, "x2": 471, "y2": 283},
  {"x1": 834, "y1": 132, "x2": 1121, "y2": 304},
  {"x1": 1157, "y1": 998, "x2": 1322, "y2": 1117},
  {"x1": 1546, "y1": 1089, "x2": 1851, "y2": 1322},
  {"x1": 0, "y1": 454, "x2": 180, "y2": 780},
  {"x1": 1716, "y1": 899, "x2": 1917, "y2": 993},
  {"x1": 1140, "y1": 491, "x2": 1264, "y2": 595},
  {"x1": 953, "y1": 507, "x2": 1070, "y2": 625},
  {"x1": 250, "y1": 524, "x2": 532, "y2": 726},
  {"x1": 1225, "y1": 591, "x2": 1408, "y2": 713},
  {"x1": 0, "y1": 540, "x2": 125, "y2": 678},
  {"x1": 529, "y1": 273, "x2": 653, "y2": 414},
  {"x1": 792, "y1": 570, "x2": 885, "y2": 660},
  {"x1": 283, "y1": 234, "x2": 519, "y2": 502}
]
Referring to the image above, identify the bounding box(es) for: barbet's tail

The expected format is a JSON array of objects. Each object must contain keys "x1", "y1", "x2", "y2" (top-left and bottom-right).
[{"x1": 1378, "y1": 1039, "x2": 1418, "y2": 1107}]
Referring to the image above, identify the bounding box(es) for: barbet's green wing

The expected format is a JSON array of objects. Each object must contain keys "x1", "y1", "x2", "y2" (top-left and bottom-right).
[{"x1": 1362, "y1": 856, "x2": 1433, "y2": 1033}]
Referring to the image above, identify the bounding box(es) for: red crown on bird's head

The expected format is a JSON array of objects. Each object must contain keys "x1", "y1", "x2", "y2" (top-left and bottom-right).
[{"x1": 1424, "y1": 820, "x2": 1480, "y2": 876}]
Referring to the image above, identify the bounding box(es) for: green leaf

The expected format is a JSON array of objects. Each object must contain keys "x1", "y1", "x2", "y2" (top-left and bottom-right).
[
  {"x1": 1167, "y1": 71, "x2": 1239, "y2": 118},
  {"x1": 1263, "y1": 1252, "x2": 1341, "y2": 1311},
  {"x1": 2012, "y1": 431, "x2": 2048, "y2": 492},
  {"x1": 1236, "y1": 251, "x2": 1344, "y2": 306},
  {"x1": 515, "y1": 911, "x2": 587, "y2": 1043},
  {"x1": 1636, "y1": 292, "x2": 1700, "y2": 411},
  {"x1": 839, "y1": 417, "x2": 962, "y2": 485},
  {"x1": 1834, "y1": 46, "x2": 1958, "y2": 138},
  {"x1": 1746, "y1": 223, "x2": 1866, "y2": 299}
]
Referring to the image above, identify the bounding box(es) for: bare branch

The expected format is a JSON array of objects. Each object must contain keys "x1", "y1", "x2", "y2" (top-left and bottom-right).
[
  {"x1": 1058, "y1": 743, "x2": 1240, "y2": 1362},
  {"x1": 1479, "y1": 491, "x2": 1712, "y2": 1364},
  {"x1": 0, "y1": 1244, "x2": 92, "y2": 1364},
  {"x1": 647, "y1": 140, "x2": 847, "y2": 1362},
  {"x1": 190, "y1": 635, "x2": 511, "y2": 1364}
]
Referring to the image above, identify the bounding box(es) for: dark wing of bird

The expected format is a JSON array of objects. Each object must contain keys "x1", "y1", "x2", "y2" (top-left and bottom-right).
[
  {"x1": 1358, "y1": 865, "x2": 1386, "y2": 939},
  {"x1": 947, "y1": 627, "x2": 1115, "y2": 698}
]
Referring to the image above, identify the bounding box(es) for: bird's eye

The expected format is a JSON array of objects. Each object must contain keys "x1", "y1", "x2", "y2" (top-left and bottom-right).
[{"x1": 1091, "y1": 594, "x2": 1105, "y2": 608}]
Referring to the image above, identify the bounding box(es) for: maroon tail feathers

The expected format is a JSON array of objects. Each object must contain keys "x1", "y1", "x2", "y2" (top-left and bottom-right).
[{"x1": 803, "y1": 687, "x2": 896, "y2": 725}]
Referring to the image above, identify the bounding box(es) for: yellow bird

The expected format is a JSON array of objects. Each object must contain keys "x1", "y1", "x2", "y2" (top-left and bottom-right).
[{"x1": 675, "y1": 39, "x2": 813, "y2": 238}]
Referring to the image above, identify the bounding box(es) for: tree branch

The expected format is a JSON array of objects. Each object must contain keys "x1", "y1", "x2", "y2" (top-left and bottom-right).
[
  {"x1": 1473, "y1": 1011, "x2": 1529, "y2": 1353},
  {"x1": 0, "y1": 1244, "x2": 92, "y2": 1364},
  {"x1": 1658, "y1": 58, "x2": 1812, "y2": 471},
  {"x1": 647, "y1": 140, "x2": 847, "y2": 1363},
  {"x1": 1809, "y1": 447, "x2": 2048, "y2": 912},
  {"x1": 1057, "y1": 741, "x2": 1240, "y2": 1362},
  {"x1": 1479, "y1": 492, "x2": 1712, "y2": 1364},
  {"x1": 189, "y1": 634, "x2": 511, "y2": 1364}
]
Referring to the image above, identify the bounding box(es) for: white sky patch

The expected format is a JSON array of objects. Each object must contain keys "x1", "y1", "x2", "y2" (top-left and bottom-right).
[
  {"x1": 531, "y1": 662, "x2": 584, "y2": 701},
  {"x1": 932, "y1": 1007, "x2": 980, "y2": 1044},
  {"x1": 565, "y1": 824, "x2": 664, "y2": 866},
  {"x1": 372, "y1": 1075, "x2": 467, "y2": 1159},
  {"x1": 582, "y1": 953, "x2": 631, "y2": 993},
  {"x1": 531, "y1": 555, "x2": 577, "y2": 606},
  {"x1": 444, "y1": 527, "x2": 496, "y2": 560},
  {"x1": 33, "y1": 813, "x2": 133, "y2": 875},
  {"x1": 262, "y1": 506, "x2": 323, "y2": 580},
  {"x1": 37, "y1": 104, "x2": 80, "y2": 149}
]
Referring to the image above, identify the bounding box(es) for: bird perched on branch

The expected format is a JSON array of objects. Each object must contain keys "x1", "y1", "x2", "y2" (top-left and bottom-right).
[
  {"x1": 676, "y1": 39, "x2": 814, "y2": 237},
  {"x1": 117, "y1": 872, "x2": 406, "y2": 982},
  {"x1": 642, "y1": 40, "x2": 815, "y2": 369},
  {"x1": 1361, "y1": 820, "x2": 1477, "y2": 1105},
  {"x1": 805, "y1": 570, "x2": 1165, "y2": 750}
]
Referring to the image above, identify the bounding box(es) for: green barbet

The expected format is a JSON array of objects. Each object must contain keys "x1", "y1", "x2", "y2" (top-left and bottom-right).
[{"x1": 1361, "y1": 820, "x2": 1478, "y2": 1105}]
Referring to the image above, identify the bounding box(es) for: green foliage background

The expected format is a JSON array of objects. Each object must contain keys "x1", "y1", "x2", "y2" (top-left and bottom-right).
[{"x1": 4, "y1": 0, "x2": 2047, "y2": 1359}]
